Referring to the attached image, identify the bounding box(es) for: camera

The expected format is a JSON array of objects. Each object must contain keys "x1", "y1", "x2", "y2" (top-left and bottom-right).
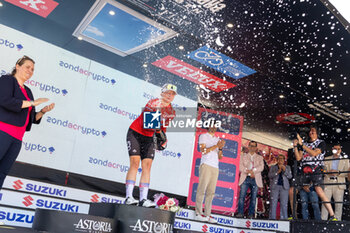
[{"x1": 289, "y1": 126, "x2": 310, "y2": 141}]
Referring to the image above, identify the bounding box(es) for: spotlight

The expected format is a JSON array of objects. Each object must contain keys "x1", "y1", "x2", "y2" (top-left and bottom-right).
[
  {"x1": 0, "y1": 2, "x2": 3, "y2": 7},
  {"x1": 227, "y1": 23, "x2": 234, "y2": 28},
  {"x1": 329, "y1": 83, "x2": 335, "y2": 87},
  {"x1": 77, "y1": 36, "x2": 83, "y2": 40},
  {"x1": 178, "y1": 45, "x2": 184, "y2": 50},
  {"x1": 284, "y1": 56, "x2": 291, "y2": 62},
  {"x1": 279, "y1": 94, "x2": 285, "y2": 99},
  {"x1": 109, "y1": 10, "x2": 115, "y2": 16},
  {"x1": 142, "y1": 63, "x2": 148, "y2": 68}
]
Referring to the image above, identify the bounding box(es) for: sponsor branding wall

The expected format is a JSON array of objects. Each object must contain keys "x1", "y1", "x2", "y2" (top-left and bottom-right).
[
  {"x1": 187, "y1": 108, "x2": 244, "y2": 212},
  {"x1": 0, "y1": 24, "x2": 197, "y2": 196}
]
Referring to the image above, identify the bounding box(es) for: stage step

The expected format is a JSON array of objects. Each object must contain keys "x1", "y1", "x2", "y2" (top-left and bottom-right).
[
  {"x1": 174, "y1": 218, "x2": 268, "y2": 233},
  {"x1": 0, "y1": 225, "x2": 38, "y2": 233},
  {"x1": 175, "y1": 208, "x2": 290, "y2": 232},
  {"x1": 89, "y1": 203, "x2": 175, "y2": 233},
  {"x1": 1, "y1": 176, "x2": 290, "y2": 233},
  {"x1": 89, "y1": 203, "x2": 287, "y2": 233},
  {"x1": 32, "y1": 209, "x2": 116, "y2": 233}
]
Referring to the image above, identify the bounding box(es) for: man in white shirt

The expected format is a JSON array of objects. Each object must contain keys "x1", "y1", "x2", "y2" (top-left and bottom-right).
[{"x1": 195, "y1": 120, "x2": 225, "y2": 223}]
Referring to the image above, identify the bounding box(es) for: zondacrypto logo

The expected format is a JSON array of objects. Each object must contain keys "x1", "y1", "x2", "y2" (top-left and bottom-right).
[
  {"x1": 59, "y1": 61, "x2": 116, "y2": 85},
  {"x1": 22, "y1": 141, "x2": 55, "y2": 154},
  {"x1": 46, "y1": 117, "x2": 107, "y2": 137},
  {"x1": 25, "y1": 79, "x2": 68, "y2": 96},
  {"x1": 0, "y1": 37, "x2": 23, "y2": 50}
]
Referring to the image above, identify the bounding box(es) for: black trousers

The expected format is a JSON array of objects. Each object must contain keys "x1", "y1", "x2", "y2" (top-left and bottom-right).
[{"x1": 0, "y1": 130, "x2": 22, "y2": 189}]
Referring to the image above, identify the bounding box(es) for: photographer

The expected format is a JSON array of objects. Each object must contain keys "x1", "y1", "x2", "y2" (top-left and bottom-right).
[{"x1": 293, "y1": 125, "x2": 337, "y2": 221}]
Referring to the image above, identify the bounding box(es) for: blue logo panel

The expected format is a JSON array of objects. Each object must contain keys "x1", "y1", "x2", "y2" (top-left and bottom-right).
[
  {"x1": 194, "y1": 159, "x2": 236, "y2": 183},
  {"x1": 222, "y1": 140, "x2": 238, "y2": 158},
  {"x1": 188, "y1": 46, "x2": 256, "y2": 80},
  {"x1": 200, "y1": 112, "x2": 241, "y2": 135},
  {"x1": 143, "y1": 111, "x2": 161, "y2": 129},
  {"x1": 191, "y1": 183, "x2": 234, "y2": 208},
  {"x1": 218, "y1": 163, "x2": 236, "y2": 183},
  {"x1": 194, "y1": 158, "x2": 201, "y2": 177}
]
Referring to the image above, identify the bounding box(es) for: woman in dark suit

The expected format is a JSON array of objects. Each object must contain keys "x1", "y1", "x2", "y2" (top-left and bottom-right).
[{"x1": 0, "y1": 56, "x2": 55, "y2": 189}]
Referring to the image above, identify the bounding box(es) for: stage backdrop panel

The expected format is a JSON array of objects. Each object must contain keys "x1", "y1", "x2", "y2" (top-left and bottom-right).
[
  {"x1": 0, "y1": 24, "x2": 197, "y2": 196},
  {"x1": 187, "y1": 108, "x2": 244, "y2": 212}
]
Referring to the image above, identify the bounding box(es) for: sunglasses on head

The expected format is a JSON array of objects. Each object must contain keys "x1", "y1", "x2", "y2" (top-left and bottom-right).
[{"x1": 16, "y1": 55, "x2": 30, "y2": 65}]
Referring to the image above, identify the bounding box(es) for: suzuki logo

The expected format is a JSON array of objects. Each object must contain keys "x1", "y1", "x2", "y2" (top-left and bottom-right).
[
  {"x1": 245, "y1": 220, "x2": 251, "y2": 228},
  {"x1": 23, "y1": 195, "x2": 34, "y2": 207},
  {"x1": 19, "y1": 0, "x2": 45, "y2": 10},
  {"x1": 202, "y1": 224, "x2": 208, "y2": 232},
  {"x1": 240, "y1": 231, "x2": 245, "y2": 233},
  {"x1": 13, "y1": 180, "x2": 24, "y2": 190},
  {"x1": 91, "y1": 194, "x2": 100, "y2": 203}
]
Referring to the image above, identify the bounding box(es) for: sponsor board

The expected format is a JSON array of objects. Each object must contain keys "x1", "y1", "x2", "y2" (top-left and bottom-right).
[
  {"x1": 174, "y1": 219, "x2": 238, "y2": 233},
  {"x1": 0, "y1": 206, "x2": 35, "y2": 228},
  {"x1": 276, "y1": 113, "x2": 315, "y2": 125},
  {"x1": 90, "y1": 203, "x2": 175, "y2": 233},
  {"x1": 3, "y1": 176, "x2": 125, "y2": 204},
  {"x1": 187, "y1": 108, "x2": 243, "y2": 212},
  {"x1": 188, "y1": 46, "x2": 256, "y2": 80},
  {"x1": 0, "y1": 23, "x2": 197, "y2": 198},
  {"x1": 175, "y1": 209, "x2": 289, "y2": 232},
  {"x1": 5, "y1": 0, "x2": 59, "y2": 18},
  {"x1": 33, "y1": 209, "x2": 115, "y2": 233},
  {"x1": 0, "y1": 190, "x2": 89, "y2": 213},
  {"x1": 129, "y1": 219, "x2": 173, "y2": 233},
  {"x1": 174, "y1": 219, "x2": 279, "y2": 233},
  {"x1": 152, "y1": 55, "x2": 236, "y2": 92}
]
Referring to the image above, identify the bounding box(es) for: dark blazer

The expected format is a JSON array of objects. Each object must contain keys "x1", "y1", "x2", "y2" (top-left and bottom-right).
[
  {"x1": 0, "y1": 75, "x2": 41, "y2": 131},
  {"x1": 268, "y1": 164, "x2": 292, "y2": 190}
]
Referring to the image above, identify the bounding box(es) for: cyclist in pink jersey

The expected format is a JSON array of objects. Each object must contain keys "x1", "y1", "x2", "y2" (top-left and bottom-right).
[
  {"x1": 125, "y1": 84, "x2": 177, "y2": 207},
  {"x1": 0, "y1": 56, "x2": 55, "y2": 190}
]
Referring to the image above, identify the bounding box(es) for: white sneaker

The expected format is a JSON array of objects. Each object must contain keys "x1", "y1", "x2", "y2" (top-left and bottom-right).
[
  {"x1": 124, "y1": 196, "x2": 138, "y2": 205},
  {"x1": 139, "y1": 199, "x2": 156, "y2": 208},
  {"x1": 207, "y1": 216, "x2": 217, "y2": 224},
  {"x1": 195, "y1": 214, "x2": 208, "y2": 222}
]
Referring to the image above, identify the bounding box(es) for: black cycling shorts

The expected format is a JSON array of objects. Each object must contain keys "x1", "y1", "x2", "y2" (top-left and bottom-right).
[
  {"x1": 126, "y1": 128, "x2": 155, "y2": 160},
  {"x1": 301, "y1": 167, "x2": 323, "y2": 187}
]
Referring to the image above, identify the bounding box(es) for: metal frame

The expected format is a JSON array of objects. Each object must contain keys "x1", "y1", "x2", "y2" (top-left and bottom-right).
[{"x1": 72, "y1": 0, "x2": 178, "y2": 57}]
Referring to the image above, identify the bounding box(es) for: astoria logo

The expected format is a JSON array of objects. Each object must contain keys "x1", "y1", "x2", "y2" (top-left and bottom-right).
[
  {"x1": 73, "y1": 219, "x2": 113, "y2": 233},
  {"x1": 130, "y1": 219, "x2": 173, "y2": 233}
]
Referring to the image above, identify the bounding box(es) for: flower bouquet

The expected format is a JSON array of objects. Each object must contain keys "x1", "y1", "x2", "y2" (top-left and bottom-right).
[{"x1": 153, "y1": 193, "x2": 181, "y2": 212}]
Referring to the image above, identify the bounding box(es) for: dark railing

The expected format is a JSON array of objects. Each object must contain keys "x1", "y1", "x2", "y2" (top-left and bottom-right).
[{"x1": 292, "y1": 156, "x2": 350, "y2": 219}]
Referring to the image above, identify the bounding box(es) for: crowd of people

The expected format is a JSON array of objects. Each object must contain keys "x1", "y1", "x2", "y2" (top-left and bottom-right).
[
  {"x1": 194, "y1": 124, "x2": 349, "y2": 222},
  {"x1": 1, "y1": 56, "x2": 348, "y2": 226},
  {"x1": 237, "y1": 126, "x2": 349, "y2": 221},
  {"x1": 121, "y1": 78, "x2": 348, "y2": 223}
]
